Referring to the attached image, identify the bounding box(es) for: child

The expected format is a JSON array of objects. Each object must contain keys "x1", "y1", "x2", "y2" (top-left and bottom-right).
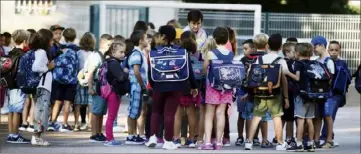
[
  {"x1": 6, "y1": 29, "x2": 31, "y2": 144},
  {"x1": 102, "y1": 42, "x2": 129, "y2": 146},
  {"x1": 244, "y1": 33, "x2": 290, "y2": 151},
  {"x1": 74, "y1": 32, "x2": 96, "y2": 131},
  {"x1": 50, "y1": 28, "x2": 79, "y2": 133},
  {"x1": 183, "y1": 10, "x2": 208, "y2": 58},
  {"x1": 311, "y1": 36, "x2": 336, "y2": 148},
  {"x1": 286, "y1": 43, "x2": 316, "y2": 152},
  {"x1": 200, "y1": 27, "x2": 233, "y2": 150},
  {"x1": 50, "y1": 25, "x2": 65, "y2": 59},
  {"x1": 31, "y1": 29, "x2": 55, "y2": 146},
  {"x1": 88, "y1": 34, "x2": 113, "y2": 142},
  {"x1": 125, "y1": 30, "x2": 148, "y2": 145},
  {"x1": 281, "y1": 43, "x2": 297, "y2": 145}
]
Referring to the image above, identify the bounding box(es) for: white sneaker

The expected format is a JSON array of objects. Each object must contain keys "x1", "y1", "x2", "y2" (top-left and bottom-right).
[
  {"x1": 145, "y1": 135, "x2": 157, "y2": 148},
  {"x1": 320, "y1": 140, "x2": 325, "y2": 145},
  {"x1": 333, "y1": 140, "x2": 339, "y2": 147},
  {"x1": 244, "y1": 141, "x2": 253, "y2": 150},
  {"x1": 31, "y1": 136, "x2": 50, "y2": 146},
  {"x1": 276, "y1": 142, "x2": 288, "y2": 151},
  {"x1": 162, "y1": 140, "x2": 178, "y2": 150},
  {"x1": 26, "y1": 126, "x2": 35, "y2": 132},
  {"x1": 79, "y1": 123, "x2": 88, "y2": 131}
]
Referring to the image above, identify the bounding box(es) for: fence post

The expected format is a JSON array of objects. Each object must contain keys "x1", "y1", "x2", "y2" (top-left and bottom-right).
[{"x1": 264, "y1": 12, "x2": 269, "y2": 34}]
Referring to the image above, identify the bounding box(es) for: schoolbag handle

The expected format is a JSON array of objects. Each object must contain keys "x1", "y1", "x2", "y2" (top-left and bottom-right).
[{"x1": 271, "y1": 57, "x2": 282, "y2": 65}]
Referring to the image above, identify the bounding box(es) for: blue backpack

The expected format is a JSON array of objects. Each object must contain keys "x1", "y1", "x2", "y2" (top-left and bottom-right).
[
  {"x1": 355, "y1": 64, "x2": 361, "y2": 94},
  {"x1": 325, "y1": 57, "x2": 351, "y2": 95},
  {"x1": 190, "y1": 54, "x2": 204, "y2": 80},
  {"x1": 53, "y1": 45, "x2": 79, "y2": 84},
  {"x1": 149, "y1": 45, "x2": 189, "y2": 82},
  {"x1": 207, "y1": 49, "x2": 245, "y2": 93},
  {"x1": 16, "y1": 50, "x2": 41, "y2": 94}
]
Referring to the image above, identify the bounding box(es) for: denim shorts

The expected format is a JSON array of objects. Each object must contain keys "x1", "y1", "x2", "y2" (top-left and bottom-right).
[
  {"x1": 242, "y1": 101, "x2": 272, "y2": 121},
  {"x1": 316, "y1": 95, "x2": 341, "y2": 117},
  {"x1": 6, "y1": 89, "x2": 26, "y2": 113},
  {"x1": 294, "y1": 95, "x2": 316, "y2": 119},
  {"x1": 91, "y1": 95, "x2": 107, "y2": 116}
]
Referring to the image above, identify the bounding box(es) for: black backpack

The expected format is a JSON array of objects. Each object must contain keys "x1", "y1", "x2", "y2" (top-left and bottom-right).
[{"x1": 0, "y1": 48, "x2": 24, "y2": 89}]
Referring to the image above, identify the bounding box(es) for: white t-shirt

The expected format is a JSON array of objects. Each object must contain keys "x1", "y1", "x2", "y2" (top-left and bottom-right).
[
  {"x1": 255, "y1": 51, "x2": 289, "y2": 74},
  {"x1": 78, "y1": 50, "x2": 93, "y2": 70},
  {"x1": 3, "y1": 46, "x2": 12, "y2": 55},
  {"x1": 32, "y1": 49, "x2": 52, "y2": 92},
  {"x1": 207, "y1": 45, "x2": 236, "y2": 60}
]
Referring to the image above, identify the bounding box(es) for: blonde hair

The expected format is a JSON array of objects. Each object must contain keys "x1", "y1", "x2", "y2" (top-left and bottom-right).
[
  {"x1": 12, "y1": 29, "x2": 30, "y2": 45},
  {"x1": 253, "y1": 33, "x2": 269, "y2": 49},
  {"x1": 202, "y1": 38, "x2": 217, "y2": 58}
]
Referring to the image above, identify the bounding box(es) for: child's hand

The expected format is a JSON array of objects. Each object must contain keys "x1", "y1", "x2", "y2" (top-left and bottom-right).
[
  {"x1": 191, "y1": 89, "x2": 198, "y2": 98},
  {"x1": 123, "y1": 68, "x2": 129, "y2": 73},
  {"x1": 284, "y1": 99, "x2": 290, "y2": 109},
  {"x1": 241, "y1": 94, "x2": 248, "y2": 102},
  {"x1": 47, "y1": 62, "x2": 55, "y2": 70},
  {"x1": 89, "y1": 88, "x2": 96, "y2": 96}
]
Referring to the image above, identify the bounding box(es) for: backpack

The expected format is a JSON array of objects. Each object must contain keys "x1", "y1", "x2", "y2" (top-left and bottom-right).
[
  {"x1": 325, "y1": 57, "x2": 351, "y2": 95},
  {"x1": 124, "y1": 49, "x2": 143, "y2": 69},
  {"x1": 207, "y1": 49, "x2": 245, "y2": 93},
  {"x1": 53, "y1": 45, "x2": 79, "y2": 84},
  {"x1": 355, "y1": 64, "x2": 361, "y2": 94},
  {"x1": 299, "y1": 60, "x2": 332, "y2": 103},
  {"x1": 16, "y1": 50, "x2": 41, "y2": 94},
  {"x1": 190, "y1": 54, "x2": 204, "y2": 80},
  {"x1": 0, "y1": 48, "x2": 24, "y2": 89},
  {"x1": 285, "y1": 59, "x2": 300, "y2": 93},
  {"x1": 247, "y1": 56, "x2": 282, "y2": 98},
  {"x1": 149, "y1": 45, "x2": 189, "y2": 82}
]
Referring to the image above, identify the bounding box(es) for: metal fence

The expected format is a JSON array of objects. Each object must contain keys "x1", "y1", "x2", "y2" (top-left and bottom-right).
[{"x1": 178, "y1": 10, "x2": 361, "y2": 74}]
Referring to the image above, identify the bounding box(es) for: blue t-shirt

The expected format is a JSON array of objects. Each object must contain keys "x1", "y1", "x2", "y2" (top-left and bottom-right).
[{"x1": 127, "y1": 47, "x2": 147, "y2": 85}]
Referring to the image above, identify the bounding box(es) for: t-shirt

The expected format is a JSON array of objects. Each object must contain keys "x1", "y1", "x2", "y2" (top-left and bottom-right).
[
  {"x1": 84, "y1": 51, "x2": 103, "y2": 80},
  {"x1": 311, "y1": 56, "x2": 335, "y2": 74},
  {"x1": 32, "y1": 49, "x2": 52, "y2": 92},
  {"x1": 206, "y1": 45, "x2": 235, "y2": 60},
  {"x1": 3, "y1": 46, "x2": 12, "y2": 55},
  {"x1": 128, "y1": 47, "x2": 148, "y2": 85},
  {"x1": 78, "y1": 50, "x2": 93, "y2": 70},
  {"x1": 255, "y1": 51, "x2": 289, "y2": 74},
  {"x1": 183, "y1": 26, "x2": 208, "y2": 51}
]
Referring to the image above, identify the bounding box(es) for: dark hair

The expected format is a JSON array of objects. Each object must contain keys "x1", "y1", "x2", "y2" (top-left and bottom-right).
[
  {"x1": 329, "y1": 40, "x2": 341, "y2": 48},
  {"x1": 27, "y1": 29, "x2": 36, "y2": 35},
  {"x1": 158, "y1": 25, "x2": 176, "y2": 45},
  {"x1": 125, "y1": 39, "x2": 134, "y2": 57},
  {"x1": 242, "y1": 39, "x2": 254, "y2": 48},
  {"x1": 181, "y1": 31, "x2": 197, "y2": 54},
  {"x1": 0, "y1": 34, "x2": 3, "y2": 37},
  {"x1": 63, "y1": 28, "x2": 76, "y2": 42},
  {"x1": 268, "y1": 33, "x2": 283, "y2": 51},
  {"x1": 212, "y1": 27, "x2": 229, "y2": 45},
  {"x1": 226, "y1": 27, "x2": 237, "y2": 53},
  {"x1": 130, "y1": 30, "x2": 145, "y2": 47},
  {"x1": 282, "y1": 42, "x2": 296, "y2": 56},
  {"x1": 3, "y1": 32, "x2": 11, "y2": 38},
  {"x1": 147, "y1": 22, "x2": 155, "y2": 30},
  {"x1": 30, "y1": 29, "x2": 53, "y2": 59},
  {"x1": 295, "y1": 43, "x2": 313, "y2": 57},
  {"x1": 79, "y1": 32, "x2": 95, "y2": 51},
  {"x1": 286, "y1": 37, "x2": 298, "y2": 43},
  {"x1": 133, "y1": 21, "x2": 148, "y2": 33},
  {"x1": 187, "y1": 10, "x2": 203, "y2": 23},
  {"x1": 114, "y1": 35, "x2": 125, "y2": 43},
  {"x1": 100, "y1": 34, "x2": 113, "y2": 41}
]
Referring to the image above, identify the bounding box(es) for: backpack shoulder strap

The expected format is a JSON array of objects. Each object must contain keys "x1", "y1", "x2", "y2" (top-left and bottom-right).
[
  {"x1": 271, "y1": 57, "x2": 282, "y2": 65},
  {"x1": 97, "y1": 51, "x2": 105, "y2": 62},
  {"x1": 257, "y1": 55, "x2": 263, "y2": 64}
]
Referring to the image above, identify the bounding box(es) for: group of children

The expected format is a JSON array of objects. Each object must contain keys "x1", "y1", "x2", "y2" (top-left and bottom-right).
[{"x1": 0, "y1": 9, "x2": 360, "y2": 151}]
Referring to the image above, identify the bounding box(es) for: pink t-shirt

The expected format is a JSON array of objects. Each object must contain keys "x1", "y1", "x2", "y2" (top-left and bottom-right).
[{"x1": 225, "y1": 41, "x2": 233, "y2": 52}]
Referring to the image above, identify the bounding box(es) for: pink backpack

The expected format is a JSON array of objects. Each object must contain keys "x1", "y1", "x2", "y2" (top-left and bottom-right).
[{"x1": 97, "y1": 59, "x2": 114, "y2": 99}]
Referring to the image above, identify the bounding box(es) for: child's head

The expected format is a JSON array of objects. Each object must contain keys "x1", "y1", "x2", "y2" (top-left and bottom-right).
[
  {"x1": 226, "y1": 27, "x2": 237, "y2": 53},
  {"x1": 130, "y1": 30, "x2": 148, "y2": 49},
  {"x1": 27, "y1": 29, "x2": 36, "y2": 35},
  {"x1": 253, "y1": 33, "x2": 269, "y2": 50},
  {"x1": 158, "y1": 25, "x2": 176, "y2": 45},
  {"x1": 12, "y1": 29, "x2": 30, "y2": 48},
  {"x1": 99, "y1": 34, "x2": 113, "y2": 51},
  {"x1": 3, "y1": 32, "x2": 12, "y2": 46},
  {"x1": 295, "y1": 43, "x2": 313, "y2": 59},
  {"x1": 180, "y1": 31, "x2": 197, "y2": 54},
  {"x1": 79, "y1": 32, "x2": 96, "y2": 51},
  {"x1": 133, "y1": 21, "x2": 148, "y2": 33},
  {"x1": 212, "y1": 27, "x2": 228, "y2": 46},
  {"x1": 328, "y1": 40, "x2": 341, "y2": 59},
  {"x1": 114, "y1": 35, "x2": 125, "y2": 44},
  {"x1": 106, "y1": 42, "x2": 126, "y2": 60},
  {"x1": 286, "y1": 37, "x2": 298, "y2": 44},
  {"x1": 282, "y1": 43, "x2": 296, "y2": 59},
  {"x1": 167, "y1": 19, "x2": 182, "y2": 29},
  {"x1": 150, "y1": 32, "x2": 166, "y2": 50},
  {"x1": 0, "y1": 34, "x2": 5, "y2": 46},
  {"x1": 268, "y1": 33, "x2": 282, "y2": 52},
  {"x1": 242, "y1": 39, "x2": 255, "y2": 56},
  {"x1": 187, "y1": 10, "x2": 203, "y2": 33},
  {"x1": 50, "y1": 25, "x2": 64, "y2": 43},
  {"x1": 63, "y1": 28, "x2": 76, "y2": 43},
  {"x1": 30, "y1": 29, "x2": 54, "y2": 53},
  {"x1": 203, "y1": 38, "x2": 217, "y2": 53},
  {"x1": 311, "y1": 35, "x2": 327, "y2": 56}
]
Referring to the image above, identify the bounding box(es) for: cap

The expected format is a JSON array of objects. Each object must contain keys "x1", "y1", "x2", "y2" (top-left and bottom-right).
[
  {"x1": 311, "y1": 36, "x2": 327, "y2": 47},
  {"x1": 175, "y1": 28, "x2": 183, "y2": 39},
  {"x1": 50, "y1": 24, "x2": 65, "y2": 31}
]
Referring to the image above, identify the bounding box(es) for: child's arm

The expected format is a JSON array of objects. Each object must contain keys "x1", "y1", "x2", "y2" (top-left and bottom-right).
[
  {"x1": 32, "y1": 50, "x2": 50, "y2": 73},
  {"x1": 108, "y1": 60, "x2": 127, "y2": 82},
  {"x1": 286, "y1": 71, "x2": 300, "y2": 81},
  {"x1": 281, "y1": 73, "x2": 289, "y2": 109}
]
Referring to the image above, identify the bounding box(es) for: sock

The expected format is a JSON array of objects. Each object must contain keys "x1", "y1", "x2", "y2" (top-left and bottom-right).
[
  {"x1": 8, "y1": 134, "x2": 13, "y2": 137},
  {"x1": 13, "y1": 134, "x2": 19, "y2": 138},
  {"x1": 297, "y1": 141, "x2": 303, "y2": 146},
  {"x1": 128, "y1": 134, "x2": 135, "y2": 139},
  {"x1": 139, "y1": 135, "x2": 146, "y2": 139},
  {"x1": 308, "y1": 141, "x2": 314, "y2": 146}
]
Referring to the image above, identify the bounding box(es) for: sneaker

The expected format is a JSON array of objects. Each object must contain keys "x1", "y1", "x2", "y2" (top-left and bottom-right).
[
  {"x1": 272, "y1": 137, "x2": 278, "y2": 145},
  {"x1": 31, "y1": 136, "x2": 50, "y2": 146},
  {"x1": 9, "y1": 135, "x2": 30, "y2": 144},
  {"x1": 253, "y1": 137, "x2": 261, "y2": 146},
  {"x1": 59, "y1": 124, "x2": 72, "y2": 133},
  {"x1": 305, "y1": 143, "x2": 315, "y2": 152},
  {"x1": 314, "y1": 141, "x2": 323, "y2": 149},
  {"x1": 125, "y1": 135, "x2": 145, "y2": 145},
  {"x1": 104, "y1": 140, "x2": 122, "y2": 146},
  {"x1": 214, "y1": 143, "x2": 222, "y2": 150},
  {"x1": 163, "y1": 140, "x2": 178, "y2": 150},
  {"x1": 333, "y1": 140, "x2": 339, "y2": 147},
  {"x1": 287, "y1": 144, "x2": 304, "y2": 152},
  {"x1": 222, "y1": 138, "x2": 231, "y2": 147},
  {"x1": 322, "y1": 141, "x2": 334, "y2": 148},
  {"x1": 47, "y1": 123, "x2": 56, "y2": 131},
  {"x1": 79, "y1": 123, "x2": 88, "y2": 131},
  {"x1": 145, "y1": 135, "x2": 157, "y2": 147},
  {"x1": 6, "y1": 135, "x2": 15, "y2": 143},
  {"x1": 99, "y1": 133, "x2": 106, "y2": 142},
  {"x1": 287, "y1": 137, "x2": 297, "y2": 147},
  {"x1": 199, "y1": 143, "x2": 213, "y2": 150},
  {"x1": 89, "y1": 134, "x2": 105, "y2": 142},
  {"x1": 185, "y1": 139, "x2": 196, "y2": 148},
  {"x1": 261, "y1": 140, "x2": 273, "y2": 148},
  {"x1": 211, "y1": 138, "x2": 217, "y2": 144},
  {"x1": 196, "y1": 141, "x2": 204, "y2": 149},
  {"x1": 26, "y1": 125, "x2": 35, "y2": 132},
  {"x1": 173, "y1": 139, "x2": 182, "y2": 148},
  {"x1": 235, "y1": 137, "x2": 244, "y2": 146},
  {"x1": 244, "y1": 140, "x2": 253, "y2": 150},
  {"x1": 180, "y1": 137, "x2": 186, "y2": 146},
  {"x1": 19, "y1": 124, "x2": 28, "y2": 131},
  {"x1": 73, "y1": 125, "x2": 80, "y2": 132},
  {"x1": 276, "y1": 142, "x2": 288, "y2": 151}
]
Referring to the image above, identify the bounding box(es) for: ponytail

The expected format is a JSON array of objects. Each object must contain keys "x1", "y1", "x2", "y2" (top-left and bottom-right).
[{"x1": 125, "y1": 39, "x2": 134, "y2": 57}]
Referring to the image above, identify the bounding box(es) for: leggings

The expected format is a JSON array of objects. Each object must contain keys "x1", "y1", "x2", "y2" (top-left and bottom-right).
[
  {"x1": 150, "y1": 91, "x2": 182, "y2": 141},
  {"x1": 105, "y1": 92, "x2": 121, "y2": 141},
  {"x1": 34, "y1": 88, "x2": 51, "y2": 133},
  {"x1": 145, "y1": 102, "x2": 164, "y2": 139}
]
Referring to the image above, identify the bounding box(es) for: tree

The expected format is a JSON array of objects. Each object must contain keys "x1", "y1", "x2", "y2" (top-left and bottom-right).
[{"x1": 182, "y1": 0, "x2": 358, "y2": 14}]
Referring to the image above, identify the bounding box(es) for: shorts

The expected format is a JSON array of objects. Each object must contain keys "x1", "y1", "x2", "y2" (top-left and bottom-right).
[
  {"x1": 242, "y1": 101, "x2": 272, "y2": 121},
  {"x1": 74, "y1": 85, "x2": 93, "y2": 105},
  {"x1": 51, "y1": 81, "x2": 77, "y2": 102},
  {"x1": 128, "y1": 83, "x2": 143, "y2": 119},
  {"x1": 91, "y1": 95, "x2": 107, "y2": 115},
  {"x1": 253, "y1": 95, "x2": 283, "y2": 118},
  {"x1": 316, "y1": 95, "x2": 341, "y2": 118},
  {"x1": 205, "y1": 82, "x2": 232, "y2": 105},
  {"x1": 282, "y1": 93, "x2": 295, "y2": 121},
  {"x1": 6, "y1": 89, "x2": 26, "y2": 113},
  {"x1": 294, "y1": 95, "x2": 316, "y2": 119}
]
